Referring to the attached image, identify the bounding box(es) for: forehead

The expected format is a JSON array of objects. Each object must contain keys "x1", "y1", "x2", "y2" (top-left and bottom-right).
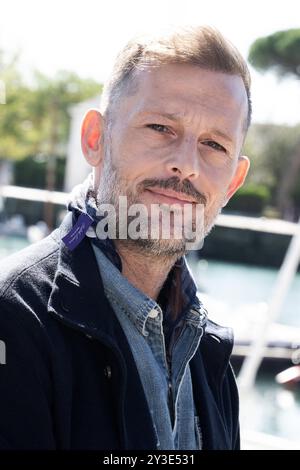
[{"x1": 120, "y1": 63, "x2": 248, "y2": 132}]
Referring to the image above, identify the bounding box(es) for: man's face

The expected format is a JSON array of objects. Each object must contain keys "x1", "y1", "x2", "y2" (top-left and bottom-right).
[{"x1": 87, "y1": 64, "x2": 249, "y2": 257}]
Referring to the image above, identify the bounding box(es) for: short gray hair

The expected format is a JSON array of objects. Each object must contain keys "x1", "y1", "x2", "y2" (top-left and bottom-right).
[{"x1": 100, "y1": 26, "x2": 252, "y2": 129}]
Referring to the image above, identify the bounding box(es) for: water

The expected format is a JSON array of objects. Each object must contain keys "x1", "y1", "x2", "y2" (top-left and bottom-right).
[
  {"x1": 1, "y1": 237, "x2": 300, "y2": 446},
  {"x1": 187, "y1": 255, "x2": 300, "y2": 446},
  {"x1": 187, "y1": 256, "x2": 300, "y2": 327},
  {"x1": 240, "y1": 371, "x2": 300, "y2": 444}
]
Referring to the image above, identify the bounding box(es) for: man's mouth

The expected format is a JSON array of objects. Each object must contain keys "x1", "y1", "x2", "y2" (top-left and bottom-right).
[{"x1": 144, "y1": 188, "x2": 197, "y2": 205}]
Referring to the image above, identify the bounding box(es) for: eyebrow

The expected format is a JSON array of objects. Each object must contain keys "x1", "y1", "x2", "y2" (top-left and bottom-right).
[
  {"x1": 208, "y1": 129, "x2": 234, "y2": 145},
  {"x1": 140, "y1": 111, "x2": 179, "y2": 122},
  {"x1": 140, "y1": 111, "x2": 234, "y2": 145}
]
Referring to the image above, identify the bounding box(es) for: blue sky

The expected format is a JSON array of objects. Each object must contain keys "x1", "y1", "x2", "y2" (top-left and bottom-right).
[{"x1": 1, "y1": 0, "x2": 300, "y2": 125}]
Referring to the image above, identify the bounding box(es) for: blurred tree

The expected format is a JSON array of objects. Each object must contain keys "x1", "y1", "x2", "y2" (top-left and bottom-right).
[
  {"x1": 27, "y1": 70, "x2": 101, "y2": 157},
  {"x1": 242, "y1": 123, "x2": 300, "y2": 220},
  {"x1": 0, "y1": 49, "x2": 32, "y2": 159},
  {"x1": 249, "y1": 29, "x2": 300, "y2": 220},
  {"x1": 249, "y1": 29, "x2": 300, "y2": 78},
  {"x1": 1, "y1": 64, "x2": 101, "y2": 226},
  {"x1": 1, "y1": 67, "x2": 101, "y2": 162},
  {"x1": 27, "y1": 71, "x2": 101, "y2": 226}
]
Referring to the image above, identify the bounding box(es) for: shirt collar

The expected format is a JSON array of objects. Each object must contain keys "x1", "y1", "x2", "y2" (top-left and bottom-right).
[
  {"x1": 91, "y1": 239, "x2": 207, "y2": 337},
  {"x1": 67, "y1": 175, "x2": 207, "y2": 332},
  {"x1": 91, "y1": 241, "x2": 158, "y2": 336}
]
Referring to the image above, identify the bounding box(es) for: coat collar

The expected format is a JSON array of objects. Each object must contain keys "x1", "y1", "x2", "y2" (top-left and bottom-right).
[
  {"x1": 48, "y1": 212, "x2": 235, "y2": 449},
  {"x1": 48, "y1": 212, "x2": 158, "y2": 450},
  {"x1": 48, "y1": 211, "x2": 116, "y2": 336},
  {"x1": 49, "y1": 211, "x2": 234, "y2": 383},
  {"x1": 191, "y1": 320, "x2": 235, "y2": 449},
  {"x1": 49, "y1": 212, "x2": 232, "y2": 344}
]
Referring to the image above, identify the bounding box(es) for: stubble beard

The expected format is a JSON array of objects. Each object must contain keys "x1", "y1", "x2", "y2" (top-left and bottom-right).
[{"x1": 96, "y1": 145, "x2": 226, "y2": 260}]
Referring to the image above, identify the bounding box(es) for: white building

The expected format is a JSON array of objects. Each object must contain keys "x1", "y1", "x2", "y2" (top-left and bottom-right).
[{"x1": 0, "y1": 160, "x2": 13, "y2": 185}]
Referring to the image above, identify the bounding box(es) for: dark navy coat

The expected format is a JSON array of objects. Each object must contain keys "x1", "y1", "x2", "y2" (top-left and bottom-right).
[{"x1": 0, "y1": 212, "x2": 240, "y2": 450}]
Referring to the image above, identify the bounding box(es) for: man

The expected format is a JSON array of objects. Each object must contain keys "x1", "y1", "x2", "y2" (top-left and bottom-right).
[{"x1": 0, "y1": 26, "x2": 250, "y2": 450}]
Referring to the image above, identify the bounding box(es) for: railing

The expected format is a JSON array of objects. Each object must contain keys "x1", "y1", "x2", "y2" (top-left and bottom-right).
[
  {"x1": 1, "y1": 184, "x2": 299, "y2": 234},
  {"x1": 1, "y1": 183, "x2": 300, "y2": 449},
  {"x1": 0, "y1": 184, "x2": 67, "y2": 205}
]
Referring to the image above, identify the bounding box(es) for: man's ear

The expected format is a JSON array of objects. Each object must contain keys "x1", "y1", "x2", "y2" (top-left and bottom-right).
[
  {"x1": 81, "y1": 109, "x2": 104, "y2": 167},
  {"x1": 223, "y1": 155, "x2": 250, "y2": 206}
]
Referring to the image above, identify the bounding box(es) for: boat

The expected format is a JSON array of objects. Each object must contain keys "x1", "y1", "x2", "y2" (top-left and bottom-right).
[{"x1": 198, "y1": 293, "x2": 300, "y2": 374}]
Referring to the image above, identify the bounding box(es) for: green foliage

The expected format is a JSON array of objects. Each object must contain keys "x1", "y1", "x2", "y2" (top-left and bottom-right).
[
  {"x1": 249, "y1": 29, "x2": 300, "y2": 78},
  {"x1": 0, "y1": 61, "x2": 102, "y2": 160},
  {"x1": 243, "y1": 124, "x2": 300, "y2": 192},
  {"x1": 248, "y1": 28, "x2": 300, "y2": 220},
  {"x1": 241, "y1": 123, "x2": 300, "y2": 218},
  {"x1": 13, "y1": 155, "x2": 66, "y2": 191},
  {"x1": 1, "y1": 49, "x2": 102, "y2": 200},
  {"x1": 292, "y1": 182, "x2": 300, "y2": 205},
  {"x1": 226, "y1": 183, "x2": 271, "y2": 215},
  {"x1": 0, "y1": 51, "x2": 32, "y2": 159},
  {"x1": 26, "y1": 70, "x2": 102, "y2": 157}
]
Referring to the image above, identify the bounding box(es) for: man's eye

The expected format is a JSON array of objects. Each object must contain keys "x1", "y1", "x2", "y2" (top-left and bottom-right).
[
  {"x1": 147, "y1": 124, "x2": 170, "y2": 133},
  {"x1": 202, "y1": 140, "x2": 226, "y2": 153}
]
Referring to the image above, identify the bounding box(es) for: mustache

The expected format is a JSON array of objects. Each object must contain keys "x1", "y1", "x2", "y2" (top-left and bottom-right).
[{"x1": 138, "y1": 176, "x2": 207, "y2": 205}]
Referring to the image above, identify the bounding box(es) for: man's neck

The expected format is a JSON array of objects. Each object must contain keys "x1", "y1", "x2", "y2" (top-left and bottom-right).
[{"x1": 114, "y1": 242, "x2": 177, "y2": 301}]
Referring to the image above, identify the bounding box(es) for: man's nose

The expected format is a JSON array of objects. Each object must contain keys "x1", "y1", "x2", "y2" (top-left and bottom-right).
[{"x1": 165, "y1": 136, "x2": 201, "y2": 180}]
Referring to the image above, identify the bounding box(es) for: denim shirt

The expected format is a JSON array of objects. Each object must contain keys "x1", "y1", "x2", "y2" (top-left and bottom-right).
[{"x1": 91, "y1": 240, "x2": 207, "y2": 450}]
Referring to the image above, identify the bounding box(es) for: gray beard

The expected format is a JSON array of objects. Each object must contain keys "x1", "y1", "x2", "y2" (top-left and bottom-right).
[{"x1": 96, "y1": 150, "x2": 224, "y2": 259}]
